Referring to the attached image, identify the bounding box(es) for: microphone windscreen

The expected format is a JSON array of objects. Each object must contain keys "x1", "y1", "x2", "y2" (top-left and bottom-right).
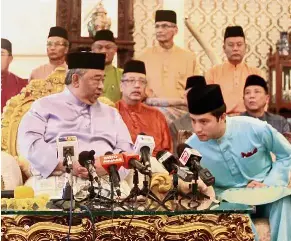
[
  {"x1": 105, "y1": 151, "x2": 114, "y2": 155},
  {"x1": 177, "y1": 143, "x2": 191, "y2": 157},
  {"x1": 156, "y1": 150, "x2": 166, "y2": 160},
  {"x1": 78, "y1": 151, "x2": 92, "y2": 167}
]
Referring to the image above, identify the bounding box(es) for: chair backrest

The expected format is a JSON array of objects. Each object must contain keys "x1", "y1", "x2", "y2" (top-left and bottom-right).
[
  {"x1": 1, "y1": 67, "x2": 116, "y2": 157},
  {"x1": 1, "y1": 67, "x2": 67, "y2": 157}
]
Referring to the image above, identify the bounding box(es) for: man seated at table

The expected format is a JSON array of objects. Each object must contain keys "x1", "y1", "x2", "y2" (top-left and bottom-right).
[
  {"x1": 18, "y1": 52, "x2": 133, "y2": 197},
  {"x1": 186, "y1": 83, "x2": 291, "y2": 241},
  {"x1": 241, "y1": 74, "x2": 290, "y2": 134},
  {"x1": 116, "y1": 60, "x2": 173, "y2": 156},
  {"x1": 169, "y1": 75, "x2": 206, "y2": 153}
]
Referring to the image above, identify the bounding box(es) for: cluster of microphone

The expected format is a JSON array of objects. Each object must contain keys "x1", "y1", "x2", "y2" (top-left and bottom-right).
[{"x1": 57, "y1": 134, "x2": 215, "y2": 207}]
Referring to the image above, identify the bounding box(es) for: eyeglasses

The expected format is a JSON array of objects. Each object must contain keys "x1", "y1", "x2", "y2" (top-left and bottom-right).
[
  {"x1": 46, "y1": 41, "x2": 68, "y2": 47},
  {"x1": 155, "y1": 24, "x2": 176, "y2": 29},
  {"x1": 122, "y1": 78, "x2": 147, "y2": 86}
]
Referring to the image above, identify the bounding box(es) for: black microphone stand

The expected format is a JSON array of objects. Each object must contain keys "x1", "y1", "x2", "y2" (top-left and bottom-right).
[
  {"x1": 121, "y1": 169, "x2": 171, "y2": 211},
  {"x1": 180, "y1": 163, "x2": 210, "y2": 209},
  {"x1": 49, "y1": 154, "x2": 75, "y2": 211}
]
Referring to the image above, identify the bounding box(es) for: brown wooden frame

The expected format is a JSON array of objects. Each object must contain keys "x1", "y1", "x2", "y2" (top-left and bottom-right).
[
  {"x1": 267, "y1": 48, "x2": 291, "y2": 117},
  {"x1": 56, "y1": 0, "x2": 135, "y2": 68}
]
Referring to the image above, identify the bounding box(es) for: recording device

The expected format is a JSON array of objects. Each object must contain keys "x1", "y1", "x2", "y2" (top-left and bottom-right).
[
  {"x1": 134, "y1": 134, "x2": 155, "y2": 175},
  {"x1": 57, "y1": 136, "x2": 79, "y2": 201},
  {"x1": 57, "y1": 136, "x2": 79, "y2": 164},
  {"x1": 78, "y1": 150, "x2": 101, "y2": 187},
  {"x1": 99, "y1": 152, "x2": 123, "y2": 197},
  {"x1": 156, "y1": 150, "x2": 194, "y2": 182},
  {"x1": 177, "y1": 143, "x2": 215, "y2": 186},
  {"x1": 122, "y1": 153, "x2": 151, "y2": 176}
]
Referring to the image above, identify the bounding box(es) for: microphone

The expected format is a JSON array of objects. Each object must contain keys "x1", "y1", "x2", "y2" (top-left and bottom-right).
[
  {"x1": 134, "y1": 134, "x2": 155, "y2": 175},
  {"x1": 156, "y1": 150, "x2": 194, "y2": 182},
  {"x1": 122, "y1": 153, "x2": 151, "y2": 176},
  {"x1": 57, "y1": 136, "x2": 78, "y2": 201},
  {"x1": 177, "y1": 143, "x2": 215, "y2": 186},
  {"x1": 78, "y1": 150, "x2": 101, "y2": 186},
  {"x1": 99, "y1": 152, "x2": 123, "y2": 197},
  {"x1": 57, "y1": 136, "x2": 79, "y2": 165}
]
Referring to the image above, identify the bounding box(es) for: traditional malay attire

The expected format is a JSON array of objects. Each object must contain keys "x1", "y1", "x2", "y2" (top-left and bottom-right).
[
  {"x1": 18, "y1": 52, "x2": 133, "y2": 198},
  {"x1": 169, "y1": 75, "x2": 206, "y2": 153},
  {"x1": 205, "y1": 26, "x2": 264, "y2": 115},
  {"x1": 93, "y1": 29, "x2": 123, "y2": 102},
  {"x1": 29, "y1": 26, "x2": 68, "y2": 81},
  {"x1": 137, "y1": 10, "x2": 200, "y2": 100},
  {"x1": 1, "y1": 38, "x2": 27, "y2": 112},
  {"x1": 186, "y1": 84, "x2": 291, "y2": 241},
  {"x1": 241, "y1": 75, "x2": 290, "y2": 134},
  {"x1": 116, "y1": 60, "x2": 172, "y2": 156}
]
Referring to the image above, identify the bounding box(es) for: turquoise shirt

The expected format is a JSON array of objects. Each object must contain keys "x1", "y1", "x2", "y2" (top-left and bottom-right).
[
  {"x1": 186, "y1": 116, "x2": 291, "y2": 189},
  {"x1": 103, "y1": 64, "x2": 123, "y2": 102}
]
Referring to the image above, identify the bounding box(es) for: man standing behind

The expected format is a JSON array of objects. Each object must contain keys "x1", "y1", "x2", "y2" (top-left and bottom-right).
[
  {"x1": 137, "y1": 10, "x2": 200, "y2": 101},
  {"x1": 241, "y1": 74, "x2": 290, "y2": 134},
  {"x1": 1, "y1": 38, "x2": 27, "y2": 112},
  {"x1": 116, "y1": 60, "x2": 173, "y2": 156},
  {"x1": 91, "y1": 29, "x2": 122, "y2": 102},
  {"x1": 29, "y1": 26, "x2": 69, "y2": 81},
  {"x1": 205, "y1": 26, "x2": 263, "y2": 115}
]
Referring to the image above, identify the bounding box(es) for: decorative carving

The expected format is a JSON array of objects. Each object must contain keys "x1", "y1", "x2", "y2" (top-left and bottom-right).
[
  {"x1": 1, "y1": 214, "x2": 254, "y2": 241},
  {"x1": 87, "y1": 0, "x2": 112, "y2": 37},
  {"x1": 56, "y1": 0, "x2": 135, "y2": 68},
  {"x1": 1, "y1": 67, "x2": 67, "y2": 157}
]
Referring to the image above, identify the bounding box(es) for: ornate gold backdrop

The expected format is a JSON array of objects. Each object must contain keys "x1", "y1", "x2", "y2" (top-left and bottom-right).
[{"x1": 133, "y1": 0, "x2": 291, "y2": 77}]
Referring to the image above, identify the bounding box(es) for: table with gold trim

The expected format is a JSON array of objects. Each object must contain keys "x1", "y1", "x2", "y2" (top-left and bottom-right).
[{"x1": 1, "y1": 203, "x2": 255, "y2": 241}]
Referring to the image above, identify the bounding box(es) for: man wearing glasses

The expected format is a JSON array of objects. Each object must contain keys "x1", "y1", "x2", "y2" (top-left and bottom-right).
[
  {"x1": 29, "y1": 26, "x2": 69, "y2": 81},
  {"x1": 1, "y1": 38, "x2": 27, "y2": 112},
  {"x1": 137, "y1": 10, "x2": 200, "y2": 102},
  {"x1": 91, "y1": 29, "x2": 122, "y2": 102},
  {"x1": 116, "y1": 60, "x2": 173, "y2": 156}
]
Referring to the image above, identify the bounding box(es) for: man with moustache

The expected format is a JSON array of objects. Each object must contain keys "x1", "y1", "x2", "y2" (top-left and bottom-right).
[
  {"x1": 18, "y1": 52, "x2": 133, "y2": 197},
  {"x1": 116, "y1": 60, "x2": 173, "y2": 156},
  {"x1": 29, "y1": 26, "x2": 69, "y2": 81},
  {"x1": 91, "y1": 29, "x2": 122, "y2": 102},
  {"x1": 241, "y1": 75, "x2": 290, "y2": 134},
  {"x1": 205, "y1": 26, "x2": 264, "y2": 115},
  {"x1": 137, "y1": 10, "x2": 200, "y2": 101}
]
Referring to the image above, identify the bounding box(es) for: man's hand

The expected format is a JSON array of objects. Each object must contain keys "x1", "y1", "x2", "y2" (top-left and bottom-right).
[
  {"x1": 72, "y1": 161, "x2": 89, "y2": 179},
  {"x1": 247, "y1": 180, "x2": 266, "y2": 188},
  {"x1": 94, "y1": 156, "x2": 108, "y2": 176}
]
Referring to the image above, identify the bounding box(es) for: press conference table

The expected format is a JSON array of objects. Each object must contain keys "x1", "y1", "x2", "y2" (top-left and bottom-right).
[{"x1": 2, "y1": 202, "x2": 255, "y2": 241}]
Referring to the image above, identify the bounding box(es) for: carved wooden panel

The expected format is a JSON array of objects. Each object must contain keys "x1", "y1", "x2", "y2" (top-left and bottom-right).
[{"x1": 56, "y1": 0, "x2": 135, "y2": 68}]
